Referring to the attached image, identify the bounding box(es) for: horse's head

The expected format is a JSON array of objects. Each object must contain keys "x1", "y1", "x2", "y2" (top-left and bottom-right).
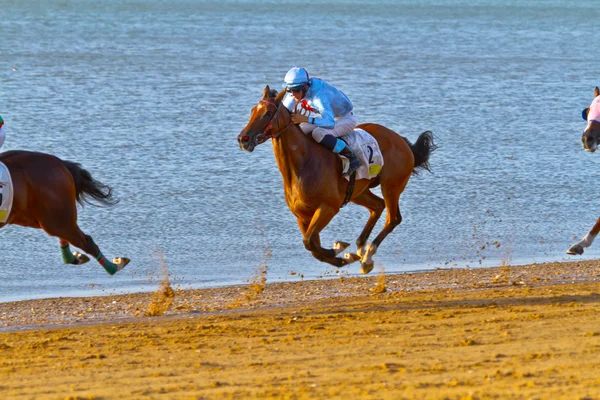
[
  {"x1": 581, "y1": 86, "x2": 600, "y2": 152},
  {"x1": 238, "y1": 85, "x2": 289, "y2": 152}
]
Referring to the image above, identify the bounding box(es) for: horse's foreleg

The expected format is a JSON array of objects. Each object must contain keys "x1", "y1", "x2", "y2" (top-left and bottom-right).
[
  {"x1": 567, "y1": 217, "x2": 600, "y2": 255},
  {"x1": 303, "y1": 206, "x2": 358, "y2": 267},
  {"x1": 298, "y1": 216, "x2": 351, "y2": 258},
  {"x1": 59, "y1": 239, "x2": 90, "y2": 265}
]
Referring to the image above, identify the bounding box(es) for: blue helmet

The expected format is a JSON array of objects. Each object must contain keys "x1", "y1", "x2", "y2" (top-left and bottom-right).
[{"x1": 282, "y1": 67, "x2": 310, "y2": 89}]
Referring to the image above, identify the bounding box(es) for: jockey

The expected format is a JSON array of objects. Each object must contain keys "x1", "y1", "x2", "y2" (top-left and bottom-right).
[
  {"x1": 0, "y1": 115, "x2": 5, "y2": 150},
  {"x1": 282, "y1": 67, "x2": 361, "y2": 177}
]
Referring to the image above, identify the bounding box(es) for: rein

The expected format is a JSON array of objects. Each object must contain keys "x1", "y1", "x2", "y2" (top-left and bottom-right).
[{"x1": 256, "y1": 99, "x2": 294, "y2": 144}]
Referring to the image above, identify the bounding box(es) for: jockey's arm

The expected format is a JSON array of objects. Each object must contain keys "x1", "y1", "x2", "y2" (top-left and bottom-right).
[
  {"x1": 310, "y1": 97, "x2": 335, "y2": 128},
  {"x1": 282, "y1": 93, "x2": 297, "y2": 112}
]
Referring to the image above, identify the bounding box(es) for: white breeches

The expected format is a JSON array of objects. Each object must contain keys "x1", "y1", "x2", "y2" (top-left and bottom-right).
[
  {"x1": 299, "y1": 112, "x2": 358, "y2": 143},
  {"x1": 0, "y1": 126, "x2": 5, "y2": 149}
]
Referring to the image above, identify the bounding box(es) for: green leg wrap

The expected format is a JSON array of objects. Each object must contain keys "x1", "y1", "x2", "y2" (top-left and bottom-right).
[
  {"x1": 96, "y1": 252, "x2": 118, "y2": 275},
  {"x1": 60, "y1": 241, "x2": 77, "y2": 264}
]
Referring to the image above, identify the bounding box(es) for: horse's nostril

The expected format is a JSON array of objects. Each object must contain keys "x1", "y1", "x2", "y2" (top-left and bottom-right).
[{"x1": 242, "y1": 135, "x2": 249, "y2": 143}]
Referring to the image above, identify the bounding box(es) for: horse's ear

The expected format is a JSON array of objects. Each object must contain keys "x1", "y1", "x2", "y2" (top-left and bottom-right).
[
  {"x1": 275, "y1": 89, "x2": 286, "y2": 102},
  {"x1": 595, "y1": 86, "x2": 600, "y2": 97},
  {"x1": 262, "y1": 85, "x2": 272, "y2": 99}
]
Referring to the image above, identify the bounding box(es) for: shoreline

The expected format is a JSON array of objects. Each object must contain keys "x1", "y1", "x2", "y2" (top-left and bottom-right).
[
  {"x1": 0, "y1": 254, "x2": 592, "y2": 304},
  {"x1": 1, "y1": 259, "x2": 600, "y2": 398},
  {"x1": 2, "y1": 258, "x2": 599, "y2": 331}
]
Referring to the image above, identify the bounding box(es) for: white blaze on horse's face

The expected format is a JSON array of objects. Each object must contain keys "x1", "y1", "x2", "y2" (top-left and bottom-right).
[
  {"x1": 238, "y1": 88, "x2": 280, "y2": 153},
  {"x1": 238, "y1": 102, "x2": 271, "y2": 152}
]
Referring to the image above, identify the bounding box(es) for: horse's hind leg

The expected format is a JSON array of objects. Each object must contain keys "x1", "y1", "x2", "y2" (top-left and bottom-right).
[
  {"x1": 40, "y1": 209, "x2": 129, "y2": 275},
  {"x1": 567, "y1": 217, "x2": 600, "y2": 255},
  {"x1": 59, "y1": 239, "x2": 90, "y2": 265},
  {"x1": 351, "y1": 189, "x2": 386, "y2": 259},
  {"x1": 360, "y1": 177, "x2": 410, "y2": 274},
  {"x1": 56, "y1": 227, "x2": 129, "y2": 275}
]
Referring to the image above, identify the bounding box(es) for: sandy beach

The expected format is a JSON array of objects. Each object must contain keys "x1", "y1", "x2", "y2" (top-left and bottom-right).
[{"x1": 1, "y1": 260, "x2": 600, "y2": 399}]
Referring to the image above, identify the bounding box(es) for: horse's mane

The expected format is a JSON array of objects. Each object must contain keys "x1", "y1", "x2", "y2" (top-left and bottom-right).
[{"x1": 271, "y1": 89, "x2": 286, "y2": 103}]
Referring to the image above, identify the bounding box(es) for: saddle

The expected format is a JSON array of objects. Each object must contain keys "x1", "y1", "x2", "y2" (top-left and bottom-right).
[{"x1": 339, "y1": 128, "x2": 384, "y2": 181}]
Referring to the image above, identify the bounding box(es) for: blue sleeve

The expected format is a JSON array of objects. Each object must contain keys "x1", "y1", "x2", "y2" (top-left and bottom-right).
[
  {"x1": 282, "y1": 93, "x2": 297, "y2": 112},
  {"x1": 311, "y1": 96, "x2": 335, "y2": 128}
]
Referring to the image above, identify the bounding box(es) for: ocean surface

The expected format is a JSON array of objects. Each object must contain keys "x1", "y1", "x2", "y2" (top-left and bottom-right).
[{"x1": 1, "y1": 0, "x2": 599, "y2": 302}]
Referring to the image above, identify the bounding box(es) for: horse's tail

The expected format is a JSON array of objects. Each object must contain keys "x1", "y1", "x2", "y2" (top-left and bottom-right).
[
  {"x1": 404, "y1": 131, "x2": 437, "y2": 175},
  {"x1": 61, "y1": 160, "x2": 119, "y2": 207}
]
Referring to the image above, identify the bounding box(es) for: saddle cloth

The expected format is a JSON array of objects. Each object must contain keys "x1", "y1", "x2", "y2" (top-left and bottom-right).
[
  {"x1": 588, "y1": 96, "x2": 600, "y2": 122},
  {"x1": 0, "y1": 161, "x2": 14, "y2": 223},
  {"x1": 339, "y1": 128, "x2": 384, "y2": 181}
]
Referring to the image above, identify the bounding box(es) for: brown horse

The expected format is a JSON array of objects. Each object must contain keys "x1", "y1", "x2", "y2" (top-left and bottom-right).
[
  {"x1": 238, "y1": 86, "x2": 436, "y2": 273},
  {"x1": 567, "y1": 86, "x2": 600, "y2": 255},
  {"x1": 0, "y1": 150, "x2": 130, "y2": 274}
]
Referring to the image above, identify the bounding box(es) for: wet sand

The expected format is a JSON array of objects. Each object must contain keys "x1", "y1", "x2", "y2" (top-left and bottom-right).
[{"x1": 1, "y1": 260, "x2": 600, "y2": 399}]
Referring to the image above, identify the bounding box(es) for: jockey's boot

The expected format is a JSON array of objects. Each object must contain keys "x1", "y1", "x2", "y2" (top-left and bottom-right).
[{"x1": 334, "y1": 138, "x2": 361, "y2": 177}]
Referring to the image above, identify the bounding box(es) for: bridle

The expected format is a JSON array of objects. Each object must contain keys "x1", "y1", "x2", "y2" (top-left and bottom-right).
[{"x1": 253, "y1": 99, "x2": 294, "y2": 145}]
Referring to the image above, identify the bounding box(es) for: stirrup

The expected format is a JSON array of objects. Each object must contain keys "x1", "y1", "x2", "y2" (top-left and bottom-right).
[{"x1": 343, "y1": 157, "x2": 361, "y2": 177}]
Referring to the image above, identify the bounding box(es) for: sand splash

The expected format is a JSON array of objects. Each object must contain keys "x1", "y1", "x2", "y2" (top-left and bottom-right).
[
  {"x1": 226, "y1": 246, "x2": 271, "y2": 309},
  {"x1": 145, "y1": 250, "x2": 175, "y2": 317},
  {"x1": 371, "y1": 267, "x2": 387, "y2": 293}
]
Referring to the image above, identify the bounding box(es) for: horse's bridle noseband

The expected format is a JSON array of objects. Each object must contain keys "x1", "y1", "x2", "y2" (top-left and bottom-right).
[{"x1": 254, "y1": 99, "x2": 294, "y2": 145}]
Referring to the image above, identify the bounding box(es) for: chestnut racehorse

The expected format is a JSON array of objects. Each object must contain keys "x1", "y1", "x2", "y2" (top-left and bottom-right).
[
  {"x1": 238, "y1": 86, "x2": 436, "y2": 273},
  {"x1": 568, "y1": 86, "x2": 600, "y2": 255},
  {"x1": 0, "y1": 150, "x2": 130, "y2": 274}
]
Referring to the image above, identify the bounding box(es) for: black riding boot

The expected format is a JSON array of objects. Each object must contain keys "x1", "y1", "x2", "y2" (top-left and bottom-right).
[
  {"x1": 333, "y1": 138, "x2": 361, "y2": 176},
  {"x1": 320, "y1": 135, "x2": 362, "y2": 176},
  {"x1": 338, "y1": 143, "x2": 361, "y2": 177}
]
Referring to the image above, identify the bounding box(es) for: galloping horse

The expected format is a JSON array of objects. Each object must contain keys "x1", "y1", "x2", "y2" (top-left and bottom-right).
[
  {"x1": 0, "y1": 150, "x2": 129, "y2": 274},
  {"x1": 567, "y1": 86, "x2": 600, "y2": 255},
  {"x1": 238, "y1": 86, "x2": 436, "y2": 273}
]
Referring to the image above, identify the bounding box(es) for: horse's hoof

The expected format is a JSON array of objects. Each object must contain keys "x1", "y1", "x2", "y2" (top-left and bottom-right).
[
  {"x1": 360, "y1": 260, "x2": 374, "y2": 275},
  {"x1": 113, "y1": 257, "x2": 131, "y2": 272},
  {"x1": 566, "y1": 244, "x2": 584, "y2": 255},
  {"x1": 334, "y1": 241, "x2": 351, "y2": 255},
  {"x1": 343, "y1": 253, "x2": 361, "y2": 264},
  {"x1": 72, "y1": 252, "x2": 90, "y2": 265}
]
